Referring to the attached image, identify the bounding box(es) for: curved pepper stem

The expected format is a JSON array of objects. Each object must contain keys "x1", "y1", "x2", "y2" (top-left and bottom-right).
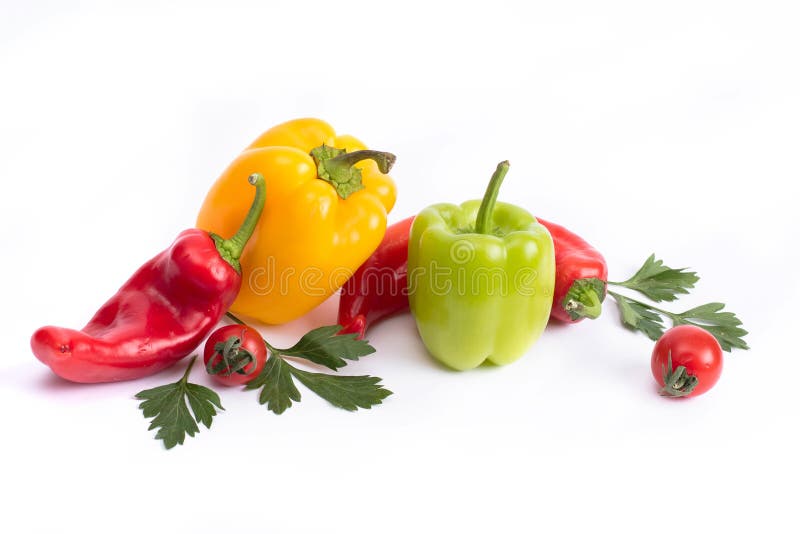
[
  {"x1": 212, "y1": 173, "x2": 266, "y2": 273},
  {"x1": 311, "y1": 144, "x2": 396, "y2": 199},
  {"x1": 475, "y1": 161, "x2": 510, "y2": 234},
  {"x1": 562, "y1": 278, "x2": 606, "y2": 320}
]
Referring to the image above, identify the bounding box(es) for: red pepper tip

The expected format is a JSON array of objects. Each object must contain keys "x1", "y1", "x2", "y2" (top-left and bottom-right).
[
  {"x1": 338, "y1": 315, "x2": 367, "y2": 340},
  {"x1": 31, "y1": 326, "x2": 74, "y2": 366}
]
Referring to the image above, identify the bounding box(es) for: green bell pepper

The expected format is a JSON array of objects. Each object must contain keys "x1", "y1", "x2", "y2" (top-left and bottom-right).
[{"x1": 408, "y1": 161, "x2": 555, "y2": 370}]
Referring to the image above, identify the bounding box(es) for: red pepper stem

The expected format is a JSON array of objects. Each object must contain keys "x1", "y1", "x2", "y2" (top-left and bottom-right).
[
  {"x1": 568, "y1": 286, "x2": 603, "y2": 320},
  {"x1": 213, "y1": 174, "x2": 266, "y2": 272},
  {"x1": 563, "y1": 278, "x2": 606, "y2": 320},
  {"x1": 475, "y1": 161, "x2": 510, "y2": 234}
]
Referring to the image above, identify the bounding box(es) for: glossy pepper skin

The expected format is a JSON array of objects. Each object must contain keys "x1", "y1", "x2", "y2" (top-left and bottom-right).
[
  {"x1": 408, "y1": 162, "x2": 555, "y2": 371},
  {"x1": 338, "y1": 216, "x2": 415, "y2": 339},
  {"x1": 535, "y1": 218, "x2": 608, "y2": 323},
  {"x1": 337, "y1": 215, "x2": 607, "y2": 337},
  {"x1": 197, "y1": 118, "x2": 397, "y2": 324},
  {"x1": 31, "y1": 174, "x2": 266, "y2": 383}
]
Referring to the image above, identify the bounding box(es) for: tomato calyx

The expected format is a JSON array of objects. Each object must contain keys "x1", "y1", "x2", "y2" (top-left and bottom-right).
[
  {"x1": 205, "y1": 334, "x2": 256, "y2": 377},
  {"x1": 659, "y1": 352, "x2": 699, "y2": 397}
]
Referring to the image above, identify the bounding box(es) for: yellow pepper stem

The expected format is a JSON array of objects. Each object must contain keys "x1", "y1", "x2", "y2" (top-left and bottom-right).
[
  {"x1": 311, "y1": 144, "x2": 396, "y2": 199},
  {"x1": 326, "y1": 150, "x2": 396, "y2": 174}
]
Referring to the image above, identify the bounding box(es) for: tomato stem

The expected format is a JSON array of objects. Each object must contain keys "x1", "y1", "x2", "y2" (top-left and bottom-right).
[
  {"x1": 659, "y1": 352, "x2": 699, "y2": 397},
  {"x1": 206, "y1": 333, "x2": 256, "y2": 376}
]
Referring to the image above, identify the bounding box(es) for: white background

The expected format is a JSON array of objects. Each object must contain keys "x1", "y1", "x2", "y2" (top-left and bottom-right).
[{"x1": 1, "y1": 1, "x2": 798, "y2": 532}]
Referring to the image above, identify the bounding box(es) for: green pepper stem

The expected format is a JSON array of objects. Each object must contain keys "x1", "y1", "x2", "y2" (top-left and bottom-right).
[
  {"x1": 212, "y1": 174, "x2": 266, "y2": 272},
  {"x1": 474, "y1": 161, "x2": 510, "y2": 234},
  {"x1": 326, "y1": 150, "x2": 396, "y2": 174}
]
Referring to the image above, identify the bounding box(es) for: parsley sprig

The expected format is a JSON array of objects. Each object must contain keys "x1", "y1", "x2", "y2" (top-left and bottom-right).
[
  {"x1": 135, "y1": 316, "x2": 391, "y2": 449},
  {"x1": 227, "y1": 313, "x2": 392, "y2": 414},
  {"x1": 608, "y1": 291, "x2": 749, "y2": 351},
  {"x1": 608, "y1": 254, "x2": 699, "y2": 302},
  {"x1": 135, "y1": 356, "x2": 224, "y2": 449},
  {"x1": 590, "y1": 254, "x2": 750, "y2": 352},
  {"x1": 573, "y1": 254, "x2": 748, "y2": 351}
]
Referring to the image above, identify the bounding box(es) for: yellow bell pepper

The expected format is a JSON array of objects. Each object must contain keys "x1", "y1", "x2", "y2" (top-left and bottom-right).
[{"x1": 196, "y1": 118, "x2": 397, "y2": 324}]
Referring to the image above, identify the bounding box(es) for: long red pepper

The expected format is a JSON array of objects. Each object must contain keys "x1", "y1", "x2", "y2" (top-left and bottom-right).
[
  {"x1": 31, "y1": 174, "x2": 266, "y2": 383},
  {"x1": 535, "y1": 217, "x2": 607, "y2": 323},
  {"x1": 338, "y1": 216, "x2": 415, "y2": 339},
  {"x1": 336, "y1": 216, "x2": 607, "y2": 337}
]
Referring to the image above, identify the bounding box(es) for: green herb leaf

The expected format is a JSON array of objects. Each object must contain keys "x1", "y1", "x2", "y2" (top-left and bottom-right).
[
  {"x1": 290, "y1": 367, "x2": 393, "y2": 411},
  {"x1": 247, "y1": 354, "x2": 392, "y2": 414},
  {"x1": 244, "y1": 355, "x2": 301, "y2": 415},
  {"x1": 611, "y1": 254, "x2": 699, "y2": 302},
  {"x1": 135, "y1": 356, "x2": 223, "y2": 449},
  {"x1": 671, "y1": 302, "x2": 750, "y2": 351},
  {"x1": 228, "y1": 313, "x2": 392, "y2": 414},
  {"x1": 608, "y1": 291, "x2": 749, "y2": 351},
  {"x1": 611, "y1": 291, "x2": 666, "y2": 340},
  {"x1": 273, "y1": 325, "x2": 377, "y2": 371}
]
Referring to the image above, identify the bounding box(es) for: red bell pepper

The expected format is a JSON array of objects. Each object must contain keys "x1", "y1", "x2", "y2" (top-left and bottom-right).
[{"x1": 31, "y1": 174, "x2": 266, "y2": 384}]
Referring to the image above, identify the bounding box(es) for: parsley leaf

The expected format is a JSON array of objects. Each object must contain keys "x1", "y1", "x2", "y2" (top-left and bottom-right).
[
  {"x1": 244, "y1": 354, "x2": 301, "y2": 415},
  {"x1": 608, "y1": 291, "x2": 749, "y2": 352},
  {"x1": 247, "y1": 353, "x2": 392, "y2": 414},
  {"x1": 135, "y1": 356, "x2": 223, "y2": 449},
  {"x1": 227, "y1": 313, "x2": 392, "y2": 414},
  {"x1": 671, "y1": 302, "x2": 750, "y2": 351},
  {"x1": 271, "y1": 325, "x2": 376, "y2": 371},
  {"x1": 611, "y1": 291, "x2": 666, "y2": 340},
  {"x1": 610, "y1": 254, "x2": 699, "y2": 302},
  {"x1": 290, "y1": 367, "x2": 392, "y2": 411}
]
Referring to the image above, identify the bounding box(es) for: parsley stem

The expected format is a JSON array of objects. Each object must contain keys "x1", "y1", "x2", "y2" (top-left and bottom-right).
[
  {"x1": 225, "y1": 312, "x2": 281, "y2": 355},
  {"x1": 181, "y1": 355, "x2": 198, "y2": 384},
  {"x1": 607, "y1": 290, "x2": 678, "y2": 320},
  {"x1": 226, "y1": 311, "x2": 245, "y2": 325}
]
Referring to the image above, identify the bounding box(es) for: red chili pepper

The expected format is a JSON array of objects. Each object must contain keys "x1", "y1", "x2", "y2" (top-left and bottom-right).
[
  {"x1": 336, "y1": 215, "x2": 608, "y2": 338},
  {"x1": 30, "y1": 174, "x2": 266, "y2": 383},
  {"x1": 535, "y1": 217, "x2": 608, "y2": 323},
  {"x1": 337, "y1": 216, "x2": 415, "y2": 339}
]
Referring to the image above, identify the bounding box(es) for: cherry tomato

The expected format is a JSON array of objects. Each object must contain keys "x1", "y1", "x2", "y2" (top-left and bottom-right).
[
  {"x1": 651, "y1": 325, "x2": 723, "y2": 398},
  {"x1": 203, "y1": 325, "x2": 268, "y2": 386}
]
